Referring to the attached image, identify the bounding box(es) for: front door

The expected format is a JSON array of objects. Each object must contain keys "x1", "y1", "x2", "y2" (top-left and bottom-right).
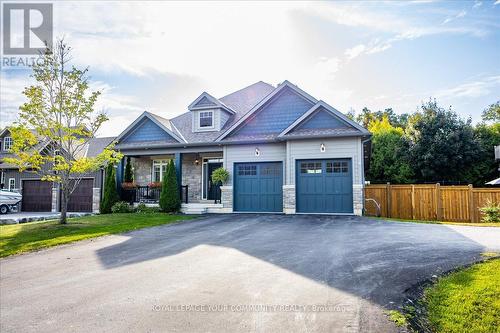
[{"x1": 205, "y1": 162, "x2": 222, "y2": 200}]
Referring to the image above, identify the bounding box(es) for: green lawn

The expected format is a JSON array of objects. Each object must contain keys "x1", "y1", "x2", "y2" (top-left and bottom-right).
[
  {"x1": 368, "y1": 216, "x2": 500, "y2": 227},
  {"x1": 424, "y1": 259, "x2": 500, "y2": 333},
  {"x1": 0, "y1": 213, "x2": 194, "y2": 258}
]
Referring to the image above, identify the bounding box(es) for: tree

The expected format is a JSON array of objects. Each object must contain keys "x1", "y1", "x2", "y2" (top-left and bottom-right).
[
  {"x1": 462, "y1": 123, "x2": 500, "y2": 186},
  {"x1": 124, "y1": 157, "x2": 133, "y2": 183},
  {"x1": 482, "y1": 101, "x2": 500, "y2": 123},
  {"x1": 5, "y1": 40, "x2": 121, "y2": 224},
  {"x1": 100, "y1": 163, "x2": 119, "y2": 214},
  {"x1": 406, "y1": 99, "x2": 479, "y2": 183},
  {"x1": 159, "y1": 160, "x2": 180, "y2": 212},
  {"x1": 366, "y1": 117, "x2": 413, "y2": 183}
]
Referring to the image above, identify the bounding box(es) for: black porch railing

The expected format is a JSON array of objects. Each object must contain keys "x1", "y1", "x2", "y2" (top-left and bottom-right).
[{"x1": 121, "y1": 185, "x2": 189, "y2": 204}]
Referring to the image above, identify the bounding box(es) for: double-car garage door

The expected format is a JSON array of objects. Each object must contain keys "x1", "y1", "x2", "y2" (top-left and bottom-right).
[
  {"x1": 233, "y1": 159, "x2": 353, "y2": 214},
  {"x1": 21, "y1": 179, "x2": 94, "y2": 212}
]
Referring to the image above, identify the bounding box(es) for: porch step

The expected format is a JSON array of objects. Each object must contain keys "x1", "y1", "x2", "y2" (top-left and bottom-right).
[{"x1": 181, "y1": 203, "x2": 223, "y2": 215}]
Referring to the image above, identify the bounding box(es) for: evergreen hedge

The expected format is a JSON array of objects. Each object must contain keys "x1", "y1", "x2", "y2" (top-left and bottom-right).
[
  {"x1": 100, "y1": 163, "x2": 120, "y2": 214},
  {"x1": 124, "y1": 157, "x2": 133, "y2": 182},
  {"x1": 159, "y1": 160, "x2": 180, "y2": 212}
]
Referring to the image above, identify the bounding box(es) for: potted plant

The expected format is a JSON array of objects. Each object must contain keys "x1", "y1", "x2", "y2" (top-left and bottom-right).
[
  {"x1": 148, "y1": 181, "x2": 162, "y2": 189},
  {"x1": 121, "y1": 182, "x2": 137, "y2": 190},
  {"x1": 211, "y1": 167, "x2": 229, "y2": 203}
]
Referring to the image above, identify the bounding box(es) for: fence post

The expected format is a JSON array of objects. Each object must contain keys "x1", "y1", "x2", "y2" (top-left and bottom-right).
[
  {"x1": 411, "y1": 185, "x2": 416, "y2": 220},
  {"x1": 386, "y1": 183, "x2": 391, "y2": 218},
  {"x1": 436, "y1": 183, "x2": 442, "y2": 221},
  {"x1": 468, "y1": 184, "x2": 475, "y2": 223}
]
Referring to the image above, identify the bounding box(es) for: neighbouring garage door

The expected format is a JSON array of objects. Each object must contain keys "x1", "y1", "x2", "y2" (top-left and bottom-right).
[
  {"x1": 296, "y1": 159, "x2": 353, "y2": 213},
  {"x1": 63, "y1": 179, "x2": 93, "y2": 212},
  {"x1": 22, "y1": 180, "x2": 53, "y2": 212},
  {"x1": 234, "y1": 162, "x2": 283, "y2": 212}
]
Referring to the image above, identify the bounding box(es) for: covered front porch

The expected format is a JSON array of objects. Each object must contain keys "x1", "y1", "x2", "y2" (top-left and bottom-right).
[{"x1": 116, "y1": 150, "x2": 225, "y2": 213}]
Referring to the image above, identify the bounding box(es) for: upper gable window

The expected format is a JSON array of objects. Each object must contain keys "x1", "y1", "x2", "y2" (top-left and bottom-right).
[
  {"x1": 3, "y1": 137, "x2": 13, "y2": 151},
  {"x1": 199, "y1": 111, "x2": 214, "y2": 128}
]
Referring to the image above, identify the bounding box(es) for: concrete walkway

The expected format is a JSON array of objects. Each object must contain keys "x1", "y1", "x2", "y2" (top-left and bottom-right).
[
  {"x1": 1, "y1": 214, "x2": 499, "y2": 332},
  {"x1": 0, "y1": 212, "x2": 93, "y2": 225}
]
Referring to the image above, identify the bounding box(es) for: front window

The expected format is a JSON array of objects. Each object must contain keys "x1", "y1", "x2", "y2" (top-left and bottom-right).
[
  {"x1": 8, "y1": 178, "x2": 15, "y2": 191},
  {"x1": 152, "y1": 160, "x2": 169, "y2": 182},
  {"x1": 199, "y1": 111, "x2": 213, "y2": 128},
  {"x1": 3, "y1": 137, "x2": 13, "y2": 151}
]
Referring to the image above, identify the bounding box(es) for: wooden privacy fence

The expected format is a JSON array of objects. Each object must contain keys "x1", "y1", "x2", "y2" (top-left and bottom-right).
[{"x1": 364, "y1": 184, "x2": 500, "y2": 223}]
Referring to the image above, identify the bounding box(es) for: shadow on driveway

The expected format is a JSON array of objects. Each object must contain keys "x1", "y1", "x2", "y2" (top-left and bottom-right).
[{"x1": 96, "y1": 214, "x2": 495, "y2": 308}]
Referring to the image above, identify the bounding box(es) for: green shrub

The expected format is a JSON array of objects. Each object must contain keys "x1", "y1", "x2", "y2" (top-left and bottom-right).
[
  {"x1": 124, "y1": 157, "x2": 133, "y2": 182},
  {"x1": 211, "y1": 167, "x2": 229, "y2": 185},
  {"x1": 479, "y1": 201, "x2": 500, "y2": 223},
  {"x1": 135, "y1": 203, "x2": 160, "y2": 214},
  {"x1": 100, "y1": 164, "x2": 120, "y2": 214},
  {"x1": 159, "y1": 160, "x2": 180, "y2": 213},
  {"x1": 111, "y1": 201, "x2": 132, "y2": 213}
]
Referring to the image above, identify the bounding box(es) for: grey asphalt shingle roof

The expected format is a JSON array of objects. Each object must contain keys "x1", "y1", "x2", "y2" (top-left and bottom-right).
[
  {"x1": 86, "y1": 137, "x2": 116, "y2": 157},
  {"x1": 170, "y1": 81, "x2": 275, "y2": 144}
]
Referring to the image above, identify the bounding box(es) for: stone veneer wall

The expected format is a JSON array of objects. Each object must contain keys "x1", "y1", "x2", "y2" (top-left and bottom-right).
[
  {"x1": 181, "y1": 154, "x2": 202, "y2": 202},
  {"x1": 283, "y1": 185, "x2": 295, "y2": 214},
  {"x1": 353, "y1": 184, "x2": 363, "y2": 216},
  {"x1": 220, "y1": 186, "x2": 233, "y2": 211},
  {"x1": 92, "y1": 188, "x2": 100, "y2": 213},
  {"x1": 133, "y1": 157, "x2": 153, "y2": 185}
]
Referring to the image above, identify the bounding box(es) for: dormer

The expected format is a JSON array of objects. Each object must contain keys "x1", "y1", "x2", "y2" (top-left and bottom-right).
[{"x1": 188, "y1": 92, "x2": 235, "y2": 132}]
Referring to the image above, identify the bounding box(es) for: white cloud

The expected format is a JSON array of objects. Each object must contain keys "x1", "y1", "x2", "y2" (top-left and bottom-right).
[
  {"x1": 472, "y1": 1, "x2": 482, "y2": 9},
  {"x1": 345, "y1": 44, "x2": 366, "y2": 60},
  {"x1": 442, "y1": 10, "x2": 467, "y2": 25},
  {"x1": 436, "y1": 75, "x2": 500, "y2": 99},
  {"x1": 495, "y1": 0, "x2": 500, "y2": 5}
]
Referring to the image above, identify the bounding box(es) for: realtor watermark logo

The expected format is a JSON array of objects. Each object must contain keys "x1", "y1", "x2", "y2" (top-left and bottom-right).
[{"x1": 2, "y1": 2, "x2": 53, "y2": 67}]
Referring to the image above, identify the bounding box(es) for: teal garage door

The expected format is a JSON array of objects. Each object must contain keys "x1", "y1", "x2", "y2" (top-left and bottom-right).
[
  {"x1": 296, "y1": 159, "x2": 353, "y2": 213},
  {"x1": 234, "y1": 162, "x2": 283, "y2": 212}
]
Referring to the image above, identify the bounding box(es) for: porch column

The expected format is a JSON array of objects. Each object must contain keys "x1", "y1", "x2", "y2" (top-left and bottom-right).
[
  {"x1": 116, "y1": 157, "x2": 125, "y2": 191},
  {"x1": 174, "y1": 153, "x2": 182, "y2": 187}
]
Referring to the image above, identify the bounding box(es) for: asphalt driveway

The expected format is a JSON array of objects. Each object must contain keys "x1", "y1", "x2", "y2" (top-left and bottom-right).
[{"x1": 1, "y1": 215, "x2": 499, "y2": 333}]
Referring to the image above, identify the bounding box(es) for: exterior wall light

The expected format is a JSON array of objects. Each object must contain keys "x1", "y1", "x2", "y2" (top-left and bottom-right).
[
  {"x1": 320, "y1": 143, "x2": 326, "y2": 153},
  {"x1": 255, "y1": 148, "x2": 260, "y2": 156}
]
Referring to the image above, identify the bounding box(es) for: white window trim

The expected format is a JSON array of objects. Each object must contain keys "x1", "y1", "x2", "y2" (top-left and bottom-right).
[
  {"x1": 8, "y1": 178, "x2": 15, "y2": 191},
  {"x1": 3, "y1": 137, "x2": 13, "y2": 151},
  {"x1": 0, "y1": 171, "x2": 5, "y2": 186},
  {"x1": 199, "y1": 110, "x2": 214, "y2": 129},
  {"x1": 152, "y1": 159, "x2": 169, "y2": 183}
]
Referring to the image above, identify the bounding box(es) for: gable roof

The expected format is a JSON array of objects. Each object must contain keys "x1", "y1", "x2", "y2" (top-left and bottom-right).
[
  {"x1": 215, "y1": 80, "x2": 318, "y2": 142},
  {"x1": 278, "y1": 101, "x2": 370, "y2": 138},
  {"x1": 170, "y1": 81, "x2": 275, "y2": 144},
  {"x1": 115, "y1": 111, "x2": 186, "y2": 145},
  {"x1": 188, "y1": 92, "x2": 235, "y2": 114}
]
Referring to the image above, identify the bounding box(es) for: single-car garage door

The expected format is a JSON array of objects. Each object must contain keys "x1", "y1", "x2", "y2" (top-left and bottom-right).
[
  {"x1": 234, "y1": 162, "x2": 283, "y2": 212},
  {"x1": 63, "y1": 179, "x2": 94, "y2": 212},
  {"x1": 22, "y1": 180, "x2": 53, "y2": 212},
  {"x1": 296, "y1": 159, "x2": 353, "y2": 213}
]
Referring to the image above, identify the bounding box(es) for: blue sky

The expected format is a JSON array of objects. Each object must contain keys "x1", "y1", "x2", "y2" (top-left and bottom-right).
[{"x1": 1, "y1": 0, "x2": 499, "y2": 136}]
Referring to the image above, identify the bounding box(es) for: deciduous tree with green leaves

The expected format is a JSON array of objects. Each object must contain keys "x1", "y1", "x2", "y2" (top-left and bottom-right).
[
  {"x1": 367, "y1": 116, "x2": 414, "y2": 183},
  {"x1": 5, "y1": 40, "x2": 121, "y2": 224}
]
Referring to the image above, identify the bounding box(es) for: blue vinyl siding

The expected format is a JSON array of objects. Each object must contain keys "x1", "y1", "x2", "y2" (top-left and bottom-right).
[
  {"x1": 231, "y1": 87, "x2": 313, "y2": 137},
  {"x1": 234, "y1": 162, "x2": 283, "y2": 212},
  {"x1": 296, "y1": 159, "x2": 353, "y2": 213},
  {"x1": 122, "y1": 118, "x2": 177, "y2": 143},
  {"x1": 297, "y1": 107, "x2": 348, "y2": 130}
]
